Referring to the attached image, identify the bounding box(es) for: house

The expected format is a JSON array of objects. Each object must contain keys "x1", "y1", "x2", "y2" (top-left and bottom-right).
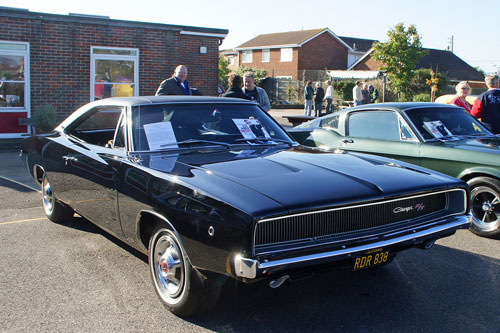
[
  {"x1": 225, "y1": 28, "x2": 373, "y2": 80},
  {"x1": 0, "y1": 6, "x2": 227, "y2": 138},
  {"x1": 349, "y1": 48, "x2": 485, "y2": 84}
]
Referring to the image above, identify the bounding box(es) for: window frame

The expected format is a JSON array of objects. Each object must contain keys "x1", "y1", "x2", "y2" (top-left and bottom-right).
[
  {"x1": 261, "y1": 49, "x2": 270, "y2": 63},
  {"x1": 0, "y1": 41, "x2": 30, "y2": 112},
  {"x1": 280, "y1": 48, "x2": 293, "y2": 62},
  {"x1": 242, "y1": 50, "x2": 253, "y2": 63},
  {"x1": 346, "y1": 110, "x2": 418, "y2": 142},
  {"x1": 90, "y1": 46, "x2": 139, "y2": 101}
]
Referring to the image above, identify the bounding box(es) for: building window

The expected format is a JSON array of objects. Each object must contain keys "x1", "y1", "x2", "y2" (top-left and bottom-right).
[
  {"x1": 0, "y1": 42, "x2": 28, "y2": 109},
  {"x1": 242, "y1": 50, "x2": 253, "y2": 63},
  {"x1": 280, "y1": 48, "x2": 293, "y2": 62},
  {"x1": 262, "y1": 49, "x2": 270, "y2": 62},
  {"x1": 91, "y1": 46, "x2": 139, "y2": 101},
  {"x1": 227, "y1": 55, "x2": 234, "y2": 65},
  {"x1": 0, "y1": 41, "x2": 30, "y2": 138}
]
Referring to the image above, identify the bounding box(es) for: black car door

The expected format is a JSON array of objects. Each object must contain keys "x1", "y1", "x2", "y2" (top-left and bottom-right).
[{"x1": 62, "y1": 106, "x2": 125, "y2": 235}]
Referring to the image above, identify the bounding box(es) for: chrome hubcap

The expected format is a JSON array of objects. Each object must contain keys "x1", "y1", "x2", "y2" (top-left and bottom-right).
[
  {"x1": 153, "y1": 234, "x2": 184, "y2": 299},
  {"x1": 42, "y1": 177, "x2": 54, "y2": 215},
  {"x1": 471, "y1": 186, "x2": 500, "y2": 232}
]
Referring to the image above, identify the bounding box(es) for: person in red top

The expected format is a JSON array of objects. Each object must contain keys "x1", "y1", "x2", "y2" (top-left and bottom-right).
[
  {"x1": 448, "y1": 81, "x2": 472, "y2": 113},
  {"x1": 471, "y1": 74, "x2": 500, "y2": 133}
]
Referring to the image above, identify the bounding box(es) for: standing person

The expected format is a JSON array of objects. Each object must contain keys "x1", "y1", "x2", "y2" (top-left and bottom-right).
[
  {"x1": 369, "y1": 84, "x2": 379, "y2": 103},
  {"x1": 471, "y1": 74, "x2": 500, "y2": 133},
  {"x1": 361, "y1": 83, "x2": 371, "y2": 104},
  {"x1": 304, "y1": 80, "x2": 314, "y2": 116},
  {"x1": 243, "y1": 72, "x2": 271, "y2": 112},
  {"x1": 324, "y1": 80, "x2": 334, "y2": 114},
  {"x1": 155, "y1": 65, "x2": 196, "y2": 96},
  {"x1": 221, "y1": 74, "x2": 251, "y2": 100},
  {"x1": 352, "y1": 81, "x2": 363, "y2": 106},
  {"x1": 313, "y1": 82, "x2": 325, "y2": 117},
  {"x1": 449, "y1": 81, "x2": 472, "y2": 113}
]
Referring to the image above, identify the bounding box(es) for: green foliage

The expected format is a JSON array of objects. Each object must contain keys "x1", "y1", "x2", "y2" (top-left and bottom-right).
[
  {"x1": 332, "y1": 80, "x2": 355, "y2": 102},
  {"x1": 34, "y1": 104, "x2": 57, "y2": 132},
  {"x1": 218, "y1": 56, "x2": 231, "y2": 88},
  {"x1": 412, "y1": 93, "x2": 431, "y2": 102},
  {"x1": 412, "y1": 68, "x2": 449, "y2": 97},
  {"x1": 474, "y1": 66, "x2": 486, "y2": 78},
  {"x1": 372, "y1": 23, "x2": 427, "y2": 101},
  {"x1": 233, "y1": 66, "x2": 268, "y2": 85}
]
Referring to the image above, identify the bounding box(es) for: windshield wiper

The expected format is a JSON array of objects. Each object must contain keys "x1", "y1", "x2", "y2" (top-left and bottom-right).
[
  {"x1": 160, "y1": 139, "x2": 231, "y2": 148},
  {"x1": 234, "y1": 137, "x2": 293, "y2": 145}
]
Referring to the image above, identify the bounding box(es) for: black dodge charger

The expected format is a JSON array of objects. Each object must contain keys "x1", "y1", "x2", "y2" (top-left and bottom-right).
[{"x1": 21, "y1": 96, "x2": 471, "y2": 316}]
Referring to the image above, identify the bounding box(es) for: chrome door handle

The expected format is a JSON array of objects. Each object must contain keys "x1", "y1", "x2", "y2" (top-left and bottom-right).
[
  {"x1": 342, "y1": 139, "x2": 354, "y2": 144},
  {"x1": 62, "y1": 155, "x2": 77, "y2": 165}
]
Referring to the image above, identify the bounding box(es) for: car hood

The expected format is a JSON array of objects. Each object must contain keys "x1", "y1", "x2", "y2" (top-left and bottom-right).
[
  {"x1": 435, "y1": 136, "x2": 500, "y2": 154},
  {"x1": 138, "y1": 146, "x2": 462, "y2": 216}
]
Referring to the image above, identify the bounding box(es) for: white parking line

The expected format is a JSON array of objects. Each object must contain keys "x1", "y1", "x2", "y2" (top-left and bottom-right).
[{"x1": 0, "y1": 175, "x2": 41, "y2": 193}]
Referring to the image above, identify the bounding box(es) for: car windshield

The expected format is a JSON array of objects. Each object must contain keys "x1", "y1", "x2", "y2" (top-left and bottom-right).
[
  {"x1": 404, "y1": 107, "x2": 493, "y2": 140},
  {"x1": 131, "y1": 103, "x2": 293, "y2": 151}
]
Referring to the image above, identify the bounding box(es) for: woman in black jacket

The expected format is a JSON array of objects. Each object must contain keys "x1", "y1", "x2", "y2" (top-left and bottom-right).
[{"x1": 221, "y1": 74, "x2": 251, "y2": 100}]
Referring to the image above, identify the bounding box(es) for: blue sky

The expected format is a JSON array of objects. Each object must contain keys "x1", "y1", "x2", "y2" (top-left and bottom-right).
[{"x1": 4, "y1": 0, "x2": 499, "y2": 73}]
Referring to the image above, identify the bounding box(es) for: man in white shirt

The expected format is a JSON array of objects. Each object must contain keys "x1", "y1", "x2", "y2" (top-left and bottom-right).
[{"x1": 352, "y1": 80, "x2": 363, "y2": 106}]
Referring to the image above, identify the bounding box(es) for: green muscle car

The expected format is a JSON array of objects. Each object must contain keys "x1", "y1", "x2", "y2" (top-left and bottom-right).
[{"x1": 289, "y1": 102, "x2": 500, "y2": 237}]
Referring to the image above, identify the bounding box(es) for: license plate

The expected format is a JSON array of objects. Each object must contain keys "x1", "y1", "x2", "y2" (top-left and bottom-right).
[{"x1": 353, "y1": 248, "x2": 390, "y2": 270}]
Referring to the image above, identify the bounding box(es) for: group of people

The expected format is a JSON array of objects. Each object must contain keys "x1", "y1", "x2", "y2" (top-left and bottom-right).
[
  {"x1": 449, "y1": 74, "x2": 500, "y2": 134},
  {"x1": 304, "y1": 80, "x2": 335, "y2": 117},
  {"x1": 154, "y1": 64, "x2": 271, "y2": 112},
  {"x1": 352, "y1": 81, "x2": 379, "y2": 106}
]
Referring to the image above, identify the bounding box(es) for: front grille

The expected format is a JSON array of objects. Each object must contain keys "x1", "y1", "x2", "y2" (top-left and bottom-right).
[{"x1": 255, "y1": 190, "x2": 459, "y2": 251}]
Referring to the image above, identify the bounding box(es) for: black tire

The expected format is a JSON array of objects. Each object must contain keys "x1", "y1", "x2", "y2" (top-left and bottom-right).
[
  {"x1": 148, "y1": 227, "x2": 221, "y2": 316},
  {"x1": 467, "y1": 177, "x2": 500, "y2": 237},
  {"x1": 41, "y1": 174, "x2": 74, "y2": 223}
]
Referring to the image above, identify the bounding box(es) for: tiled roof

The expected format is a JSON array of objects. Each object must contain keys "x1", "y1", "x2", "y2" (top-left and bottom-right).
[
  {"x1": 236, "y1": 28, "x2": 329, "y2": 48},
  {"x1": 418, "y1": 48, "x2": 484, "y2": 81},
  {"x1": 338, "y1": 36, "x2": 378, "y2": 52}
]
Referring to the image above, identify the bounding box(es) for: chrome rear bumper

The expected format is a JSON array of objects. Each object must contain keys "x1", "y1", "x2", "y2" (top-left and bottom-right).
[{"x1": 233, "y1": 214, "x2": 471, "y2": 279}]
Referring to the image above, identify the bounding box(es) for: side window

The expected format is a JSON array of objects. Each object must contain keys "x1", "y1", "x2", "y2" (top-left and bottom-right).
[
  {"x1": 67, "y1": 107, "x2": 123, "y2": 147},
  {"x1": 320, "y1": 115, "x2": 339, "y2": 129},
  {"x1": 399, "y1": 118, "x2": 415, "y2": 141},
  {"x1": 348, "y1": 111, "x2": 401, "y2": 141},
  {"x1": 113, "y1": 114, "x2": 126, "y2": 149}
]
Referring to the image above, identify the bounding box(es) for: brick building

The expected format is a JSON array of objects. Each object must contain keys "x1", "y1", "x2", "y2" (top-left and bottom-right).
[
  {"x1": 221, "y1": 28, "x2": 375, "y2": 80},
  {"x1": 0, "y1": 7, "x2": 227, "y2": 138}
]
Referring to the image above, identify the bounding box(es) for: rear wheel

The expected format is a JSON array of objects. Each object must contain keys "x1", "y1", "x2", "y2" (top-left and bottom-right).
[
  {"x1": 41, "y1": 174, "x2": 74, "y2": 223},
  {"x1": 467, "y1": 177, "x2": 500, "y2": 237},
  {"x1": 148, "y1": 227, "x2": 221, "y2": 316}
]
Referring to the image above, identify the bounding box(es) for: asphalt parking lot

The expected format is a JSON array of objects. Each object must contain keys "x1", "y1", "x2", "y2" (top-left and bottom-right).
[{"x1": 1, "y1": 150, "x2": 500, "y2": 332}]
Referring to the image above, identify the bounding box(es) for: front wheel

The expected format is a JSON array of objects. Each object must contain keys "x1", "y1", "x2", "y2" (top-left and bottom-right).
[
  {"x1": 467, "y1": 177, "x2": 500, "y2": 237},
  {"x1": 42, "y1": 174, "x2": 74, "y2": 223},
  {"x1": 148, "y1": 227, "x2": 221, "y2": 316}
]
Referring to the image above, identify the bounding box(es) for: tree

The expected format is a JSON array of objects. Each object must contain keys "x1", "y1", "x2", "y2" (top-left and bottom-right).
[
  {"x1": 234, "y1": 66, "x2": 268, "y2": 85},
  {"x1": 372, "y1": 23, "x2": 427, "y2": 101},
  {"x1": 218, "y1": 56, "x2": 231, "y2": 88}
]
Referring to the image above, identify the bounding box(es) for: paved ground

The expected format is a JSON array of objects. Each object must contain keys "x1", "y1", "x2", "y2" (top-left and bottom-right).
[{"x1": 1, "y1": 150, "x2": 500, "y2": 332}]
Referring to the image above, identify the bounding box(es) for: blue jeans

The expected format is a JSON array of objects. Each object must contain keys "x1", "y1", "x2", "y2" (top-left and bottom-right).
[
  {"x1": 354, "y1": 100, "x2": 362, "y2": 106},
  {"x1": 304, "y1": 99, "x2": 313, "y2": 116}
]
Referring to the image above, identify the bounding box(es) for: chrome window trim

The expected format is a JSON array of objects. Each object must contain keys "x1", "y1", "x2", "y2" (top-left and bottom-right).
[{"x1": 252, "y1": 188, "x2": 467, "y2": 256}]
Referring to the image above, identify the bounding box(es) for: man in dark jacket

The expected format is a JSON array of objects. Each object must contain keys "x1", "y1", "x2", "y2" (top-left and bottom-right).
[
  {"x1": 155, "y1": 65, "x2": 200, "y2": 95},
  {"x1": 221, "y1": 74, "x2": 251, "y2": 100},
  {"x1": 471, "y1": 74, "x2": 500, "y2": 133},
  {"x1": 313, "y1": 82, "x2": 325, "y2": 117}
]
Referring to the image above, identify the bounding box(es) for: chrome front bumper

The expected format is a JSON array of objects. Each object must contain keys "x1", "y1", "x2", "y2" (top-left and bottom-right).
[{"x1": 233, "y1": 214, "x2": 471, "y2": 279}]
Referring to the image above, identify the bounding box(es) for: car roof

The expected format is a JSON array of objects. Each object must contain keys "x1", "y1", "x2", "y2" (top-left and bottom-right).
[
  {"x1": 341, "y1": 102, "x2": 463, "y2": 112},
  {"x1": 89, "y1": 95, "x2": 256, "y2": 107}
]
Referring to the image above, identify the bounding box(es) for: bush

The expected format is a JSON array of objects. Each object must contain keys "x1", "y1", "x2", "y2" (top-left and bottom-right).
[
  {"x1": 233, "y1": 66, "x2": 268, "y2": 85},
  {"x1": 413, "y1": 93, "x2": 431, "y2": 102},
  {"x1": 333, "y1": 80, "x2": 356, "y2": 102},
  {"x1": 34, "y1": 104, "x2": 57, "y2": 132}
]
